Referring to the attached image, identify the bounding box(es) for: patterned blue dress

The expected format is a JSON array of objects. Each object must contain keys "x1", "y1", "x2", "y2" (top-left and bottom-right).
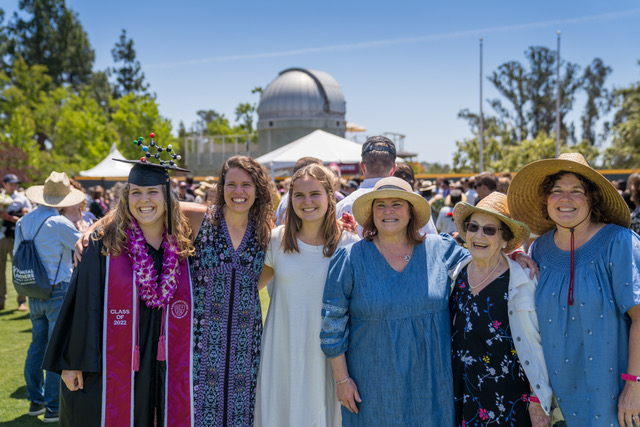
[
  {"x1": 533, "y1": 224, "x2": 640, "y2": 426},
  {"x1": 191, "y1": 207, "x2": 265, "y2": 427}
]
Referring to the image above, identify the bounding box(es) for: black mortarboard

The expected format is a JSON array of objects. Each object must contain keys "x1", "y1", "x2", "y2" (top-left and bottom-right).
[{"x1": 113, "y1": 133, "x2": 190, "y2": 234}]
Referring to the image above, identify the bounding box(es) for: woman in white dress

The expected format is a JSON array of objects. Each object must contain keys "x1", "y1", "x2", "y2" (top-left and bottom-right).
[{"x1": 255, "y1": 164, "x2": 359, "y2": 427}]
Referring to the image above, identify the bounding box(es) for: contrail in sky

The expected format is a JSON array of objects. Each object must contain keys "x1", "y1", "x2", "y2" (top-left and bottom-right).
[{"x1": 147, "y1": 9, "x2": 640, "y2": 69}]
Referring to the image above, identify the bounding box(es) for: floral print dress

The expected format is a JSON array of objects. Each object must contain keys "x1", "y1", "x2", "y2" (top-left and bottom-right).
[{"x1": 450, "y1": 267, "x2": 532, "y2": 427}]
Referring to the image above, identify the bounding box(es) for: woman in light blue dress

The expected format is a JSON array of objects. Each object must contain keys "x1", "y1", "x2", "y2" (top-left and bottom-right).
[
  {"x1": 320, "y1": 177, "x2": 469, "y2": 426},
  {"x1": 508, "y1": 153, "x2": 640, "y2": 427}
]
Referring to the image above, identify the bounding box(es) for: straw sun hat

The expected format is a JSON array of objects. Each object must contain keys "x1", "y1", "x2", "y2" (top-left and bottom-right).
[
  {"x1": 25, "y1": 171, "x2": 85, "y2": 208},
  {"x1": 453, "y1": 191, "x2": 530, "y2": 253},
  {"x1": 507, "y1": 152, "x2": 630, "y2": 236},
  {"x1": 352, "y1": 177, "x2": 431, "y2": 229}
]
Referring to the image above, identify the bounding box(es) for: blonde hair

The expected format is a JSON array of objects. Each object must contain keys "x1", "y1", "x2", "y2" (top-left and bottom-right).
[{"x1": 97, "y1": 183, "x2": 194, "y2": 259}]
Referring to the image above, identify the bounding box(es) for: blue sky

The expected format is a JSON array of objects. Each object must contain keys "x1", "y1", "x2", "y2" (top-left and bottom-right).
[{"x1": 4, "y1": 1, "x2": 640, "y2": 166}]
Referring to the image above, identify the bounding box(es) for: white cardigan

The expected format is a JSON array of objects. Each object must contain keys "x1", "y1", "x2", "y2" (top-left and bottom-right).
[{"x1": 450, "y1": 254, "x2": 553, "y2": 415}]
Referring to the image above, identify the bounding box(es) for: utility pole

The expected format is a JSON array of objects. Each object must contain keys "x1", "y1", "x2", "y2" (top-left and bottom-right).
[
  {"x1": 555, "y1": 31, "x2": 561, "y2": 158},
  {"x1": 479, "y1": 38, "x2": 484, "y2": 172}
]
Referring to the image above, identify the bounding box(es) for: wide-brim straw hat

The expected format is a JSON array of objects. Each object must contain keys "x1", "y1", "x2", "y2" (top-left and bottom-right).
[
  {"x1": 507, "y1": 152, "x2": 630, "y2": 236},
  {"x1": 25, "y1": 171, "x2": 85, "y2": 208},
  {"x1": 445, "y1": 190, "x2": 467, "y2": 207},
  {"x1": 419, "y1": 180, "x2": 435, "y2": 192},
  {"x1": 453, "y1": 191, "x2": 530, "y2": 253},
  {"x1": 352, "y1": 177, "x2": 431, "y2": 229}
]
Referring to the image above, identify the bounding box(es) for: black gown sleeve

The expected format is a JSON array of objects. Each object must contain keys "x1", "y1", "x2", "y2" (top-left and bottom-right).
[
  {"x1": 43, "y1": 235, "x2": 106, "y2": 374},
  {"x1": 42, "y1": 235, "x2": 106, "y2": 426}
]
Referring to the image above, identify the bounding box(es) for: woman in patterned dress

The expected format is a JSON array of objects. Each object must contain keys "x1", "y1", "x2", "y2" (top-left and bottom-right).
[
  {"x1": 449, "y1": 192, "x2": 551, "y2": 427},
  {"x1": 186, "y1": 155, "x2": 274, "y2": 426}
]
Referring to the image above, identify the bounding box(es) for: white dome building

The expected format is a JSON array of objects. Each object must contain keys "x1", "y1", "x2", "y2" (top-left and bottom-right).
[{"x1": 257, "y1": 68, "x2": 347, "y2": 155}]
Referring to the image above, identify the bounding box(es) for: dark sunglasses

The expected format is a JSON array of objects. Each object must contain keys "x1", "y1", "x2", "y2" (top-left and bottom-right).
[{"x1": 463, "y1": 222, "x2": 502, "y2": 236}]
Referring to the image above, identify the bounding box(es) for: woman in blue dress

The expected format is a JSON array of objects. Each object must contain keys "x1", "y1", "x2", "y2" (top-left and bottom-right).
[
  {"x1": 320, "y1": 177, "x2": 470, "y2": 426},
  {"x1": 508, "y1": 153, "x2": 640, "y2": 427}
]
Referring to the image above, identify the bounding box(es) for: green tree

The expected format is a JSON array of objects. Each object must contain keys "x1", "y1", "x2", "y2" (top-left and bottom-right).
[
  {"x1": 7, "y1": 0, "x2": 94, "y2": 88},
  {"x1": 206, "y1": 115, "x2": 236, "y2": 136},
  {"x1": 234, "y1": 102, "x2": 255, "y2": 133},
  {"x1": 486, "y1": 46, "x2": 584, "y2": 144},
  {"x1": 110, "y1": 93, "x2": 176, "y2": 160},
  {"x1": 524, "y1": 46, "x2": 582, "y2": 143},
  {"x1": 454, "y1": 129, "x2": 597, "y2": 174},
  {"x1": 192, "y1": 109, "x2": 219, "y2": 133},
  {"x1": 525, "y1": 46, "x2": 557, "y2": 138},
  {"x1": 1, "y1": 57, "x2": 53, "y2": 150},
  {"x1": 580, "y1": 58, "x2": 612, "y2": 145},
  {"x1": 452, "y1": 112, "x2": 513, "y2": 173},
  {"x1": 602, "y1": 76, "x2": 640, "y2": 168},
  {"x1": 488, "y1": 61, "x2": 528, "y2": 142},
  {"x1": 455, "y1": 46, "x2": 614, "y2": 172},
  {"x1": 110, "y1": 29, "x2": 149, "y2": 98},
  {"x1": 0, "y1": 59, "x2": 119, "y2": 180},
  {"x1": 178, "y1": 121, "x2": 187, "y2": 137},
  {"x1": 82, "y1": 70, "x2": 112, "y2": 114},
  {"x1": 52, "y1": 90, "x2": 118, "y2": 171},
  {"x1": 0, "y1": 9, "x2": 10, "y2": 75},
  {"x1": 419, "y1": 162, "x2": 451, "y2": 174}
]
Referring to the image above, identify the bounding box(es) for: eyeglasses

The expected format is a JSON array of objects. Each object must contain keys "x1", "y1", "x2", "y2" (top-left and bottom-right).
[{"x1": 463, "y1": 222, "x2": 502, "y2": 236}]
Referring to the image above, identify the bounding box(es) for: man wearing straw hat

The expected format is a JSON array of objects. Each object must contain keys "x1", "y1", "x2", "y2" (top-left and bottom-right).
[{"x1": 16, "y1": 171, "x2": 83, "y2": 423}]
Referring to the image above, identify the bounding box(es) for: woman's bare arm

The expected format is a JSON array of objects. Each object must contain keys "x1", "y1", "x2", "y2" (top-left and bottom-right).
[
  {"x1": 180, "y1": 202, "x2": 206, "y2": 242},
  {"x1": 258, "y1": 266, "x2": 274, "y2": 291},
  {"x1": 330, "y1": 354, "x2": 361, "y2": 414}
]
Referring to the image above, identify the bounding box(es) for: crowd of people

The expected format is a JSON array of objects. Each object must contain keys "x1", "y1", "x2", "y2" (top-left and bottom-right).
[{"x1": 1, "y1": 133, "x2": 640, "y2": 427}]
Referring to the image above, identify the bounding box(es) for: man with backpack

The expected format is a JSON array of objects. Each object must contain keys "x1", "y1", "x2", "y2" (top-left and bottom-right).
[
  {"x1": 15, "y1": 171, "x2": 83, "y2": 423},
  {"x1": 0, "y1": 173, "x2": 33, "y2": 311}
]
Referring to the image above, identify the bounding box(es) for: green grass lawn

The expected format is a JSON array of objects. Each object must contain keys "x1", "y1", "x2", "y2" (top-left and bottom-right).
[
  {"x1": 0, "y1": 261, "x2": 271, "y2": 425},
  {"x1": 0, "y1": 263, "x2": 46, "y2": 426}
]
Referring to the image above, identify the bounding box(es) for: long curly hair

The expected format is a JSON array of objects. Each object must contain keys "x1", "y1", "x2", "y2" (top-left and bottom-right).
[
  {"x1": 282, "y1": 164, "x2": 342, "y2": 257},
  {"x1": 97, "y1": 183, "x2": 194, "y2": 259},
  {"x1": 212, "y1": 156, "x2": 275, "y2": 251}
]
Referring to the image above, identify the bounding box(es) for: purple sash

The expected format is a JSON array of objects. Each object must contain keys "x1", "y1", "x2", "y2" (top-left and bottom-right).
[{"x1": 102, "y1": 253, "x2": 193, "y2": 427}]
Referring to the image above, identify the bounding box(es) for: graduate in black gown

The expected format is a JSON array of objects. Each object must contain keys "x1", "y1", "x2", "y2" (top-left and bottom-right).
[{"x1": 43, "y1": 135, "x2": 196, "y2": 426}]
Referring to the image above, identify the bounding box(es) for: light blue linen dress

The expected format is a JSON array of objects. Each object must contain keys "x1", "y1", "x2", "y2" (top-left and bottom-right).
[
  {"x1": 320, "y1": 234, "x2": 469, "y2": 427},
  {"x1": 532, "y1": 224, "x2": 640, "y2": 426}
]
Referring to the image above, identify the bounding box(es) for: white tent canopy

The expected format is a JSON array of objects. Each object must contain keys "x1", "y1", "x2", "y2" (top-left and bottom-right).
[
  {"x1": 79, "y1": 143, "x2": 133, "y2": 177},
  {"x1": 254, "y1": 129, "x2": 363, "y2": 171}
]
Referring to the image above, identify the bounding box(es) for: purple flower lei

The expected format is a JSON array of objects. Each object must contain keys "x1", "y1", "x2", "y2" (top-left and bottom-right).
[{"x1": 125, "y1": 219, "x2": 181, "y2": 309}]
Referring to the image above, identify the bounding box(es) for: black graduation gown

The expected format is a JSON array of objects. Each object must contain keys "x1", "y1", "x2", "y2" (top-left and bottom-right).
[{"x1": 43, "y1": 237, "x2": 166, "y2": 427}]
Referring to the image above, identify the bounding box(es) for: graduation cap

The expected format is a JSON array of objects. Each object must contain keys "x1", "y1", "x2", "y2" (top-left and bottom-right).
[{"x1": 114, "y1": 133, "x2": 190, "y2": 234}]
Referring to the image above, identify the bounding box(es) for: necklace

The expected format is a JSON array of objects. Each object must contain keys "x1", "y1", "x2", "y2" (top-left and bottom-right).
[
  {"x1": 126, "y1": 219, "x2": 181, "y2": 308},
  {"x1": 468, "y1": 258, "x2": 503, "y2": 289},
  {"x1": 377, "y1": 237, "x2": 412, "y2": 262}
]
